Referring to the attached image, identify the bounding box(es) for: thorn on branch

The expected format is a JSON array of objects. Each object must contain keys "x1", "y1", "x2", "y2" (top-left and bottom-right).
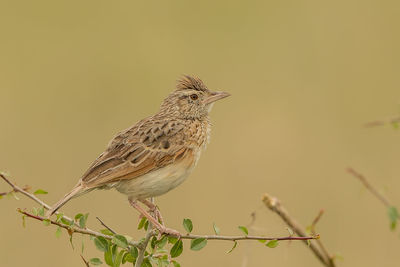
[
  {"x1": 96, "y1": 217, "x2": 116, "y2": 235},
  {"x1": 80, "y1": 255, "x2": 90, "y2": 267}
]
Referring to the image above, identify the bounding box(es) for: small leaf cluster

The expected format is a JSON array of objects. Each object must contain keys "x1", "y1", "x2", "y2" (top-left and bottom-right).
[
  {"x1": 89, "y1": 217, "x2": 186, "y2": 267},
  {"x1": 92, "y1": 234, "x2": 134, "y2": 267}
]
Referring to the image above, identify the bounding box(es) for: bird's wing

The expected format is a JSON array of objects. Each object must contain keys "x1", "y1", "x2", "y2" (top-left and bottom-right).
[{"x1": 80, "y1": 118, "x2": 193, "y2": 188}]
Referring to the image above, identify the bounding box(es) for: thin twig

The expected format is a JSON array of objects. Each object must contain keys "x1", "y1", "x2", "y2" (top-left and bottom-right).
[
  {"x1": 262, "y1": 193, "x2": 334, "y2": 267},
  {"x1": 96, "y1": 217, "x2": 116, "y2": 234},
  {"x1": 1, "y1": 173, "x2": 140, "y2": 247},
  {"x1": 135, "y1": 198, "x2": 155, "y2": 267},
  {"x1": 80, "y1": 255, "x2": 90, "y2": 267},
  {"x1": 180, "y1": 234, "x2": 317, "y2": 241},
  {"x1": 347, "y1": 167, "x2": 392, "y2": 208},
  {"x1": 310, "y1": 210, "x2": 335, "y2": 266},
  {"x1": 311, "y1": 209, "x2": 324, "y2": 229},
  {"x1": 0, "y1": 185, "x2": 30, "y2": 196},
  {"x1": 364, "y1": 116, "x2": 400, "y2": 128},
  {"x1": 18, "y1": 209, "x2": 139, "y2": 247}
]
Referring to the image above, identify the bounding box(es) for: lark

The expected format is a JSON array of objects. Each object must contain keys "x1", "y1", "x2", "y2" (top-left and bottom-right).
[{"x1": 46, "y1": 75, "x2": 230, "y2": 235}]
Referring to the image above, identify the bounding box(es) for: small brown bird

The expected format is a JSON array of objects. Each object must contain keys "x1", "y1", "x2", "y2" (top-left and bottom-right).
[{"x1": 46, "y1": 75, "x2": 229, "y2": 235}]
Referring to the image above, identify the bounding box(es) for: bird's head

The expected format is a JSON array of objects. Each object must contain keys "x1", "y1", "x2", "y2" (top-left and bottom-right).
[{"x1": 160, "y1": 75, "x2": 230, "y2": 120}]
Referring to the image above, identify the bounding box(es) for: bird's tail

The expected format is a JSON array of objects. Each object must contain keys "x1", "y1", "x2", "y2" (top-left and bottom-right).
[{"x1": 46, "y1": 183, "x2": 84, "y2": 217}]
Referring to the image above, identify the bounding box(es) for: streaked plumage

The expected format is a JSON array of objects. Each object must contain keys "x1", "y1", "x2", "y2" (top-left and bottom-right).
[{"x1": 46, "y1": 75, "x2": 229, "y2": 217}]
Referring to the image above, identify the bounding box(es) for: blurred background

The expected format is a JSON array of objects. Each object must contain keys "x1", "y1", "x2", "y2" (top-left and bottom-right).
[{"x1": 1, "y1": 0, "x2": 399, "y2": 266}]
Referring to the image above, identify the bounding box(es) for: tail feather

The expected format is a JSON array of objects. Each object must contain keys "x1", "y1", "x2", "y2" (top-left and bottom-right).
[{"x1": 46, "y1": 184, "x2": 84, "y2": 217}]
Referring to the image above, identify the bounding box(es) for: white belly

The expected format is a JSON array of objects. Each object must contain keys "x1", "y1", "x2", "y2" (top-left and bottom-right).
[{"x1": 115, "y1": 161, "x2": 194, "y2": 200}]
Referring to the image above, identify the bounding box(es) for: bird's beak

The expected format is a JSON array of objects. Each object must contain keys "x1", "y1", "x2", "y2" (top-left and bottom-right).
[{"x1": 203, "y1": 91, "x2": 230, "y2": 105}]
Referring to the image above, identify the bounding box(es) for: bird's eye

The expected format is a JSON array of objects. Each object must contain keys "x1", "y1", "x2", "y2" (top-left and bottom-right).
[{"x1": 190, "y1": 94, "x2": 198, "y2": 100}]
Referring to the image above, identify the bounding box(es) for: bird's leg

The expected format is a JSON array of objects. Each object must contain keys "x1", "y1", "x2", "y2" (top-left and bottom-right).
[
  {"x1": 129, "y1": 199, "x2": 179, "y2": 237},
  {"x1": 139, "y1": 199, "x2": 165, "y2": 226}
]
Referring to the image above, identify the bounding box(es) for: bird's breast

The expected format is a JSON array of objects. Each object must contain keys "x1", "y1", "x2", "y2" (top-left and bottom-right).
[{"x1": 115, "y1": 150, "x2": 198, "y2": 200}]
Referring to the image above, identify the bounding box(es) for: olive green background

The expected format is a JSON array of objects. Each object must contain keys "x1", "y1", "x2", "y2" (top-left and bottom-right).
[{"x1": 1, "y1": 0, "x2": 400, "y2": 266}]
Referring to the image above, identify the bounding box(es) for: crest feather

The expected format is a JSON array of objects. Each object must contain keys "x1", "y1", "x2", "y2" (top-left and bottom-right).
[{"x1": 176, "y1": 75, "x2": 208, "y2": 92}]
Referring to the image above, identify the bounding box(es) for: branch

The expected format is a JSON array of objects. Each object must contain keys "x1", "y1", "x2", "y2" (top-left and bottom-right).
[
  {"x1": 18, "y1": 206, "x2": 316, "y2": 244},
  {"x1": 135, "y1": 198, "x2": 155, "y2": 267},
  {"x1": 310, "y1": 210, "x2": 335, "y2": 267},
  {"x1": 262, "y1": 193, "x2": 335, "y2": 267},
  {"x1": 1, "y1": 173, "x2": 318, "y2": 243},
  {"x1": 2, "y1": 172, "x2": 320, "y2": 267},
  {"x1": 364, "y1": 116, "x2": 400, "y2": 128},
  {"x1": 0, "y1": 173, "x2": 140, "y2": 248},
  {"x1": 179, "y1": 233, "x2": 316, "y2": 241},
  {"x1": 346, "y1": 167, "x2": 392, "y2": 208},
  {"x1": 18, "y1": 209, "x2": 140, "y2": 247},
  {"x1": 0, "y1": 185, "x2": 30, "y2": 197}
]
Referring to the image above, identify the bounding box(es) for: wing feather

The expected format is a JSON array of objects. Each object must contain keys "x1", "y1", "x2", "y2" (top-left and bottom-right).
[{"x1": 80, "y1": 118, "x2": 190, "y2": 188}]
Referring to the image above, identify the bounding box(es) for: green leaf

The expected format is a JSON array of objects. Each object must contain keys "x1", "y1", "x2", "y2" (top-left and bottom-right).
[
  {"x1": 79, "y1": 213, "x2": 89, "y2": 228},
  {"x1": 238, "y1": 226, "x2": 248, "y2": 235},
  {"x1": 226, "y1": 241, "x2": 237, "y2": 253},
  {"x1": 55, "y1": 213, "x2": 64, "y2": 223},
  {"x1": 89, "y1": 258, "x2": 103, "y2": 265},
  {"x1": 171, "y1": 260, "x2": 181, "y2": 267},
  {"x1": 100, "y1": 229, "x2": 115, "y2": 236},
  {"x1": 43, "y1": 219, "x2": 51, "y2": 226},
  {"x1": 258, "y1": 239, "x2": 266, "y2": 244},
  {"x1": 0, "y1": 195, "x2": 3, "y2": 200},
  {"x1": 104, "y1": 248, "x2": 113, "y2": 266},
  {"x1": 213, "y1": 222, "x2": 220, "y2": 235},
  {"x1": 112, "y1": 235, "x2": 128, "y2": 249},
  {"x1": 168, "y1": 236, "x2": 178, "y2": 244},
  {"x1": 104, "y1": 244, "x2": 117, "y2": 266},
  {"x1": 94, "y1": 236, "x2": 109, "y2": 252},
  {"x1": 159, "y1": 255, "x2": 169, "y2": 265},
  {"x1": 75, "y1": 213, "x2": 83, "y2": 221},
  {"x1": 55, "y1": 226, "x2": 62, "y2": 238},
  {"x1": 104, "y1": 245, "x2": 115, "y2": 266},
  {"x1": 137, "y1": 217, "x2": 147, "y2": 230},
  {"x1": 190, "y1": 238, "x2": 207, "y2": 251},
  {"x1": 144, "y1": 220, "x2": 149, "y2": 231},
  {"x1": 122, "y1": 252, "x2": 134, "y2": 263},
  {"x1": 129, "y1": 246, "x2": 138, "y2": 258},
  {"x1": 141, "y1": 258, "x2": 152, "y2": 267},
  {"x1": 156, "y1": 236, "x2": 168, "y2": 249},
  {"x1": 388, "y1": 206, "x2": 399, "y2": 230},
  {"x1": 32, "y1": 207, "x2": 38, "y2": 216},
  {"x1": 266, "y1": 240, "x2": 279, "y2": 248},
  {"x1": 150, "y1": 236, "x2": 157, "y2": 249},
  {"x1": 114, "y1": 250, "x2": 124, "y2": 267},
  {"x1": 33, "y1": 189, "x2": 48, "y2": 195},
  {"x1": 183, "y1": 218, "x2": 193, "y2": 233},
  {"x1": 61, "y1": 217, "x2": 73, "y2": 226},
  {"x1": 38, "y1": 206, "x2": 45, "y2": 217},
  {"x1": 170, "y1": 239, "x2": 183, "y2": 258}
]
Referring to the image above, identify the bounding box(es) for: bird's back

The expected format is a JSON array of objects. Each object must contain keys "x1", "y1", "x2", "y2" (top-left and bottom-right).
[{"x1": 79, "y1": 114, "x2": 210, "y2": 192}]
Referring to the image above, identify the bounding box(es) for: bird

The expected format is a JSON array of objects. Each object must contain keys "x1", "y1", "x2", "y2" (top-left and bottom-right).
[{"x1": 46, "y1": 75, "x2": 230, "y2": 235}]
